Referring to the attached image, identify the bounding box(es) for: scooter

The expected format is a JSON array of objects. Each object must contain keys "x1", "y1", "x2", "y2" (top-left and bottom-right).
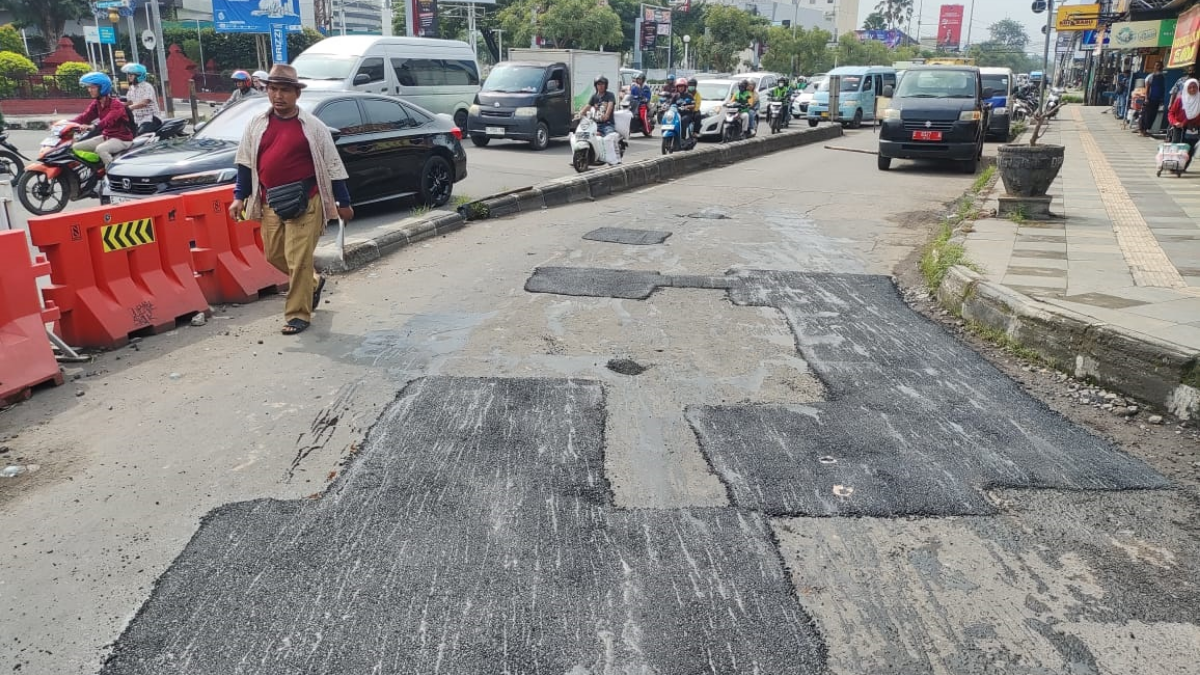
[
  {"x1": 569, "y1": 109, "x2": 628, "y2": 173},
  {"x1": 0, "y1": 131, "x2": 29, "y2": 186},
  {"x1": 17, "y1": 118, "x2": 188, "y2": 215},
  {"x1": 721, "y1": 103, "x2": 752, "y2": 143},
  {"x1": 660, "y1": 103, "x2": 697, "y2": 154},
  {"x1": 622, "y1": 94, "x2": 655, "y2": 137},
  {"x1": 767, "y1": 96, "x2": 790, "y2": 134}
]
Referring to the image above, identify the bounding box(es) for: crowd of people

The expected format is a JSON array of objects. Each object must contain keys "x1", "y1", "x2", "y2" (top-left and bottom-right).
[{"x1": 1109, "y1": 62, "x2": 1200, "y2": 169}]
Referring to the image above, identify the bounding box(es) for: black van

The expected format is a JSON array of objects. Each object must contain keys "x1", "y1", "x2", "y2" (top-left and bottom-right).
[
  {"x1": 466, "y1": 61, "x2": 573, "y2": 151},
  {"x1": 877, "y1": 66, "x2": 991, "y2": 174}
]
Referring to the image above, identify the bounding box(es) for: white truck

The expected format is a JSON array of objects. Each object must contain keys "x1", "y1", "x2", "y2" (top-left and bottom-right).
[{"x1": 466, "y1": 49, "x2": 622, "y2": 150}]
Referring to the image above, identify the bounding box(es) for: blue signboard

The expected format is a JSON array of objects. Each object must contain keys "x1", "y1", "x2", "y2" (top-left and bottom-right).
[
  {"x1": 212, "y1": 0, "x2": 302, "y2": 34},
  {"x1": 271, "y1": 23, "x2": 288, "y2": 64},
  {"x1": 98, "y1": 26, "x2": 117, "y2": 45}
]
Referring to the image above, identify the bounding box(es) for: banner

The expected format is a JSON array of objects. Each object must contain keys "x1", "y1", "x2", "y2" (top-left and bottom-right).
[
  {"x1": 412, "y1": 0, "x2": 439, "y2": 38},
  {"x1": 212, "y1": 0, "x2": 302, "y2": 33},
  {"x1": 1104, "y1": 19, "x2": 1176, "y2": 51},
  {"x1": 1169, "y1": 5, "x2": 1200, "y2": 69},
  {"x1": 640, "y1": 21, "x2": 657, "y2": 49},
  {"x1": 1055, "y1": 32, "x2": 1074, "y2": 54},
  {"x1": 271, "y1": 23, "x2": 287, "y2": 64},
  {"x1": 937, "y1": 5, "x2": 964, "y2": 51},
  {"x1": 855, "y1": 30, "x2": 906, "y2": 49},
  {"x1": 1055, "y1": 4, "x2": 1100, "y2": 32},
  {"x1": 641, "y1": 5, "x2": 670, "y2": 49}
]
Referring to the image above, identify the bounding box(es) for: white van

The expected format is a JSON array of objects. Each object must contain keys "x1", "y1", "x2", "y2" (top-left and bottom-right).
[{"x1": 291, "y1": 36, "x2": 480, "y2": 128}]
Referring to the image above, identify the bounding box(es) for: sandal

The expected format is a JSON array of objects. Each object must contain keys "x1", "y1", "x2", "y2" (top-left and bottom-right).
[
  {"x1": 312, "y1": 275, "x2": 326, "y2": 308},
  {"x1": 281, "y1": 318, "x2": 310, "y2": 335}
]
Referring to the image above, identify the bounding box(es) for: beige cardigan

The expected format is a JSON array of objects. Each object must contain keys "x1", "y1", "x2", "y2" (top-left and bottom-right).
[{"x1": 234, "y1": 106, "x2": 349, "y2": 221}]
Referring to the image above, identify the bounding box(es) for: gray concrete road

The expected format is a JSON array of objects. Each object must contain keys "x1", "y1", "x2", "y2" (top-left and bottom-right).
[{"x1": 3, "y1": 127, "x2": 1198, "y2": 674}]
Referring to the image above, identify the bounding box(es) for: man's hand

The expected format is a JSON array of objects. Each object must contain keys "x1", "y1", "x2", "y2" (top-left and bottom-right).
[
  {"x1": 228, "y1": 198, "x2": 244, "y2": 221},
  {"x1": 337, "y1": 205, "x2": 354, "y2": 222}
]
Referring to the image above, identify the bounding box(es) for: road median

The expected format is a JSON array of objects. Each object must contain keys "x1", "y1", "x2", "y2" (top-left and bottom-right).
[{"x1": 315, "y1": 124, "x2": 844, "y2": 273}]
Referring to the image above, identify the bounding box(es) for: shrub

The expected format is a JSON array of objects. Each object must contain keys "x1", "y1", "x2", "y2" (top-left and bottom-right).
[
  {"x1": 0, "y1": 50, "x2": 36, "y2": 97},
  {"x1": 55, "y1": 61, "x2": 94, "y2": 95},
  {"x1": 0, "y1": 24, "x2": 23, "y2": 55}
]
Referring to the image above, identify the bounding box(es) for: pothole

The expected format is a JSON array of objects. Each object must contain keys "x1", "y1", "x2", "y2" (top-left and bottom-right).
[
  {"x1": 606, "y1": 358, "x2": 649, "y2": 376},
  {"x1": 684, "y1": 208, "x2": 731, "y2": 220}
]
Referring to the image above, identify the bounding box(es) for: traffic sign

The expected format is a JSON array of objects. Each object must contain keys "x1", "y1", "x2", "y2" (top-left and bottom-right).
[
  {"x1": 95, "y1": 0, "x2": 129, "y2": 8},
  {"x1": 98, "y1": 26, "x2": 117, "y2": 45},
  {"x1": 1032, "y1": 0, "x2": 1047, "y2": 14},
  {"x1": 141, "y1": 29, "x2": 156, "y2": 50}
]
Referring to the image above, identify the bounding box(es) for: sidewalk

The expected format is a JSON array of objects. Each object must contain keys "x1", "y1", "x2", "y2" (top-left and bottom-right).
[{"x1": 964, "y1": 106, "x2": 1200, "y2": 351}]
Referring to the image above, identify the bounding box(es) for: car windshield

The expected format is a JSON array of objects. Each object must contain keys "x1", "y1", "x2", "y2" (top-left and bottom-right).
[
  {"x1": 197, "y1": 97, "x2": 315, "y2": 141},
  {"x1": 895, "y1": 70, "x2": 977, "y2": 98},
  {"x1": 292, "y1": 53, "x2": 357, "y2": 80},
  {"x1": 697, "y1": 82, "x2": 732, "y2": 100},
  {"x1": 483, "y1": 65, "x2": 544, "y2": 93},
  {"x1": 818, "y1": 76, "x2": 862, "y2": 92},
  {"x1": 982, "y1": 74, "x2": 1010, "y2": 96}
]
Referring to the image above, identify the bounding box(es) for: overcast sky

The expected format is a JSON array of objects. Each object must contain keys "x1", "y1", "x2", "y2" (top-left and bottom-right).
[{"x1": 856, "y1": 0, "x2": 1058, "y2": 52}]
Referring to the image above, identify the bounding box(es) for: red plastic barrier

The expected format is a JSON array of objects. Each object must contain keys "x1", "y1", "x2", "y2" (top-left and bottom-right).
[
  {"x1": 28, "y1": 196, "x2": 209, "y2": 350},
  {"x1": 181, "y1": 186, "x2": 287, "y2": 305},
  {"x1": 0, "y1": 230, "x2": 63, "y2": 404}
]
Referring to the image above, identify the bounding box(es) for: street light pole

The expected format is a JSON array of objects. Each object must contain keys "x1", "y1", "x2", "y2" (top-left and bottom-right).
[
  {"x1": 1041, "y1": 0, "x2": 1053, "y2": 113},
  {"x1": 683, "y1": 34, "x2": 690, "y2": 71}
]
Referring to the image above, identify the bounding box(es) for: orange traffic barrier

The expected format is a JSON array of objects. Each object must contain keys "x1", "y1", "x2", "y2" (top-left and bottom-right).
[
  {"x1": 0, "y1": 230, "x2": 63, "y2": 404},
  {"x1": 181, "y1": 186, "x2": 287, "y2": 305},
  {"x1": 28, "y1": 196, "x2": 209, "y2": 350}
]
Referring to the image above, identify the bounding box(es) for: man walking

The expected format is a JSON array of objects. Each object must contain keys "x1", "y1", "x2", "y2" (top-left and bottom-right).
[
  {"x1": 1141, "y1": 62, "x2": 1166, "y2": 137},
  {"x1": 229, "y1": 64, "x2": 354, "y2": 336}
]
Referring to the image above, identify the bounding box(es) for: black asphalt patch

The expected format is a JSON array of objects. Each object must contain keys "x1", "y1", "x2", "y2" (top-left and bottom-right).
[
  {"x1": 101, "y1": 377, "x2": 826, "y2": 674},
  {"x1": 606, "y1": 358, "x2": 649, "y2": 375},
  {"x1": 688, "y1": 271, "x2": 1168, "y2": 516},
  {"x1": 525, "y1": 267, "x2": 732, "y2": 299},
  {"x1": 583, "y1": 226, "x2": 673, "y2": 245}
]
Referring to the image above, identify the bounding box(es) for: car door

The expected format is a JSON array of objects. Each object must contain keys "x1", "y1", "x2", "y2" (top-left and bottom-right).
[
  {"x1": 314, "y1": 98, "x2": 377, "y2": 202},
  {"x1": 352, "y1": 57, "x2": 388, "y2": 95},
  {"x1": 359, "y1": 96, "x2": 425, "y2": 193},
  {"x1": 544, "y1": 66, "x2": 569, "y2": 135}
]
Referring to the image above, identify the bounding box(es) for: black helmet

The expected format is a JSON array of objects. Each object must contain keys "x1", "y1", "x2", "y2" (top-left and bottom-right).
[
  {"x1": 594, "y1": 75, "x2": 609, "y2": 87},
  {"x1": 687, "y1": 77, "x2": 697, "y2": 87},
  {"x1": 778, "y1": 77, "x2": 789, "y2": 87},
  {"x1": 738, "y1": 79, "x2": 749, "y2": 91}
]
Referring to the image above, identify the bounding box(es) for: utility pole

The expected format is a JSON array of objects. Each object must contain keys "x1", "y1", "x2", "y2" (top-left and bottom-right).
[
  {"x1": 965, "y1": 0, "x2": 976, "y2": 48},
  {"x1": 1040, "y1": 0, "x2": 1053, "y2": 112},
  {"x1": 494, "y1": 29, "x2": 504, "y2": 61},
  {"x1": 147, "y1": 0, "x2": 172, "y2": 116},
  {"x1": 382, "y1": 0, "x2": 392, "y2": 36}
]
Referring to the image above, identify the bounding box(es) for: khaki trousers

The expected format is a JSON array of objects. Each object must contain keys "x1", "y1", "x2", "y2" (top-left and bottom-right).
[
  {"x1": 73, "y1": 135, "x2": 133, "y2": 166},
  {"x1": 260, "y1": 193, "x2": 324, "y2": 323}
]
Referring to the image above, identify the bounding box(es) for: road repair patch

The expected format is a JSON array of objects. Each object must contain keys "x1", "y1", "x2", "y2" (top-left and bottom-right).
[
  {"x1": 100, "y1": 377, "x2": 826, "y2": 675},
  {"x1": 583, "y1": 227, "x2": 673, "y2": 245}
]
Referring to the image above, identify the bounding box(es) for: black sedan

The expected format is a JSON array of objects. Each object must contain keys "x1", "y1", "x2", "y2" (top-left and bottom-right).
[{"x1": 102, "y1": 91, "x2": 467, "y2": 208}]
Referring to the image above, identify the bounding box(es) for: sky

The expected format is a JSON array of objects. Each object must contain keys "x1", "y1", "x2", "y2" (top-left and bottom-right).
[{"x1": 856, "y1": 0, "x2": 1061, "y2": 53}]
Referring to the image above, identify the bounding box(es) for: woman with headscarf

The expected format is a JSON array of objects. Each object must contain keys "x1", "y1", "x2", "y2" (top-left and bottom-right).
[{"x1": 1167, "y1": 78, "x2": 1200, "y2": 169}]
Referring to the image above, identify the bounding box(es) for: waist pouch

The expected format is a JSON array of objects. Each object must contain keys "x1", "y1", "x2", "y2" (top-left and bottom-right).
[{"x1": 265, "y1": 178, "x2": 315, "y2": 220}]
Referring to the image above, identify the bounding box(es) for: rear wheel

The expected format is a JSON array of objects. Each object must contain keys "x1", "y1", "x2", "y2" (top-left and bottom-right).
[
  {"x1": 771, "y1": 113, "x2": 782, "y2": 134},
  {"x1": 418, "y1": 155, "x2": 454, "y2": 207},
  {"x1": 662, "y1": 136, "x2": 674, "y2": 155},
  {"x1": 453, "y1": 110, "x2": 468, "y2": 131},
  {"x1": 723, "y1": 124, "x2": 737, "y2": 143},
  {"x1": 17, "y1": 171, "x2": 69, "y2": 215},
  {"x1": 877, "y1": 155, "x2": 892, "y2": 171},
  {"x1": 851, "y1": 109, "x2": 863, "y2": 129},
  {"x1": 959, "y1": 156, "x2": 978, "y2": 174},
  {"x1": 470, "y1": 135, "x2": 490, "y2": 147},
  {"x1": 530, "y1": 122, "x2": 550, "y2": 151},
  {"x1": 572, "y1": 149, "x2": 590, "y2": 173}
]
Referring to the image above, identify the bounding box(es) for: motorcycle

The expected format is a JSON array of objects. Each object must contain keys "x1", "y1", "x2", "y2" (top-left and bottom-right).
[
  {"x1": 621, "y1": 94, "x2": 655, "y2": 137},
  {"x1": 1045, "y1": 87, "x2": 1064, "y2": 118},
  {"x1": 17, "y1": 118, "x2": 188, "y2": 215},
  {"x1": 0, "y1": 131, "x2": 29, "y2": 186},
  {"x1": 660, "y1": 103, "x2": 697, "y2": 154},
  {"x1": 569, "y1": 109, "x2": 628, "y2": 173},
  {"x1": 721, "y1": 103, "x2": 752, "y2": 143},
  {"x1": 766, "y1": 95, "x2": 790, "y2": 134}
]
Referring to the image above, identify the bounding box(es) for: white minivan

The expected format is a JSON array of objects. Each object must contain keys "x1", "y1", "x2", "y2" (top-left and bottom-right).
[{"x1": 291, "y1": 36, "x2": 480, "y2": 129}]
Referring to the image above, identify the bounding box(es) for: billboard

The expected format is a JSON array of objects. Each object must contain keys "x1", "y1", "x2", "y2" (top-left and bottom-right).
[
  {"x1": 1055, "y1": 4, "x2": 1101, "y2": 32},
  {"x1": 855, "y1": 30, "x2": 907, "y2": 49},
  {"x1": 938, "y1": 5, "x2": 964, "y2": 51},
  {"x1": 1170, "y1": 5, "x2": 1200, "y2": 68},
  {"x1": 412, "y1": 0, "x2": 439, "y2": 37},
  {"x1": 212, "y1": 0, "x2": 302, "y2": 34},
  {"x1": 1103, "y1": 19, "x2": 1176, "y2": 50}
]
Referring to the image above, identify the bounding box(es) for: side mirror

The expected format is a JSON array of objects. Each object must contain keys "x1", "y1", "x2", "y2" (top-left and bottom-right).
[
  {"x1": 353, "y1": 73, "x2": 371, "y2": 85},
  {"x1": 982, "y1": 88, "x2": 994, "y2": 99},
  {"x1": 883, "y1": 85, "x2": 894, "y2": 98}
]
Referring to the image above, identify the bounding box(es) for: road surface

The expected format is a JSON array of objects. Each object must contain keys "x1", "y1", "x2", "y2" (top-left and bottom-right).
[{"x1": 2, "y1": 127, "x2": 1198, "y2": 675}]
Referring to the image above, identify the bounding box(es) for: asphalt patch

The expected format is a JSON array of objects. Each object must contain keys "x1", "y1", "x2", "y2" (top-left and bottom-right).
[
  {"x1": 583, "y1": 227, "x2": 673, "y2": 245},
  {"x1": 688, "y1": 271, "x2": 1168, "y2": 517},
  {"x1": 101, "y1": 377, "x2": 826, "y2": 674},
  {"x1": 525, "y1": 267, "x2": 732, "y2": 299},
  {"x1": 606, "y1": 358, "x2": 649, "y2": 375}
]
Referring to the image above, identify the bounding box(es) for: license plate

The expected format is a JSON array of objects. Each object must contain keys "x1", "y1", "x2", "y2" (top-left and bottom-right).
[
  {"x1": 912, "y1": 130, "x2": 943, "y2": 141},
  {"x1": 820, "y1": 112, "x2": 829, "y2": 118},
  {"x1": 486, "y1": 126, "x2": 505, "y2": 136},
  {"x1": 109, "y1": 195, "x2": 133, "y2": 204},
  {"x1": 576, "y1": 131, "x2": 591, "y2": 139}
]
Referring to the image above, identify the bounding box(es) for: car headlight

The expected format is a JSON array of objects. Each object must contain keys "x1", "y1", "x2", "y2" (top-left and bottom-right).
[
  {"x1": 514, "y1": 107, "x2": 538, "y2": 117},
  {"x1": 169, "y1": 169, "x2": 237, "y2": 187},
  {"x1": 994, "y1": 106, "x2": 1008, "y2": 115},
  {"x1": 469, "y1": 104, "x2": 480, "y2": 115},
  {"x1": 883, "y1": 108, "x2": 901, "y2": 121},
  {"x1": 959, "y1": 110, "x2": 982, "y2": 122}
]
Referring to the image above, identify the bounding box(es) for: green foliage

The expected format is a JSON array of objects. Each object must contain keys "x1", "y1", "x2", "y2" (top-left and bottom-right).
[
  {"x1": 970, "y1": 165, "x2": 996, "y2": 194},
  {"x1": 496, "y1": 0, "x2": 622, "y2": 52},
  {"x1": 55, "y1": 60, "x2": 92, "y2": 94},
  {"x1": 0, "y1": 24, "x2": 24, "y2": 55},
  {"x1": 0, "y1": 49, "x2": 35, "y2": 97},
  {"x1": 862, "y1": 12, "x2": 887, "y2": 31},
  {"x1": 988, "y1": 19, "x2": 1029, "y2": 50},
  {"x1": 0, "y1": 0, "x2": 89, "y2": 47},
  {"x1": 873, "y1": 0, "x2": 914, "y2": 31},
  {"x1": 695, "y1": 3, "x2": 768, "y2": 71}
]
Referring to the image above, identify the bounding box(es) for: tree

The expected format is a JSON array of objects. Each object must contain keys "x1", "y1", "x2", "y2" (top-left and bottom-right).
[
  {"x1": 862, "y1": 12, "x2": 887, "y2": 31},
  {"x1": 0, "y1": 0, "x2": 90, "y2": 48},
  {"x1": 495, "y1": 0, "x2": 622, "y2": 51},
  {"x1": 873, "y1": 0, "x2": 913, "y2": 31},
  {"x1": 988, "y1": 18, "x2": 1029, "y2": 50},
  {"x1": 0, "y1": 24, "x2": 23, "y2": 55},
  {"x1": 695, "y1": 3, "x2": 768, "y2": 71}
]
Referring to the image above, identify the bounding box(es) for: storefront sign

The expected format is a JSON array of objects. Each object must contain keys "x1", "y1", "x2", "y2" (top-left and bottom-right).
[
  {"x1": 1104, "y1": 19, "x2": 1176, "y2": 50},
  {"x1": 1055, "y1": 32, "x2": 1074, "y2": 54},
  {"x1": 1055, "y1": 3, "x2": 1100, "y2": 32},
  {"x1": 1169, "y1": 5, "x2": 1200, "y2": 69}
]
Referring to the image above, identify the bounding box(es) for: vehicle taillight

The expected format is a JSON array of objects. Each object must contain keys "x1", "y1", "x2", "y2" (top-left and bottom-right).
[{"x1": 451, "y1": 127, "x2": 463, "y2": 140}]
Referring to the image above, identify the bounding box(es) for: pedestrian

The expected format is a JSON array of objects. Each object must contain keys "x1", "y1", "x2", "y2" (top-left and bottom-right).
[
  {"x1": 228, "y1": 64, "x2": 354, "y2": 336},
  {"x1": 1141, "y1": 61, "x2": 1165, "y2": 136},
  {"x1": 1167, "y1": 77, "x2": 1200, "y2": 170},
  {"x1": 1168, "y1": 66, "x2": 1196, "y2": 118}
]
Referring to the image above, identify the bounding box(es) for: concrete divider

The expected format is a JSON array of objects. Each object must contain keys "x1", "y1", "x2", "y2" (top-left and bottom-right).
[
  {"x1": 315, "y1": 124, "x2": 844, "y2": 273},
  {"x1": 938, "y1": 265, "x2": 1200, "y2": 419}
]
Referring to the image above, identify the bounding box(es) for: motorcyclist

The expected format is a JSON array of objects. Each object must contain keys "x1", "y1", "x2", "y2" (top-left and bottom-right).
[
  {"x1": 251, "y1": 69, "x2": 269, "y2": 92},
  {"x1": 727, "y1": 79, "x2": 754, "y2": 136},
  {"x1": 629, "y1": 73, "x2": 651, "y2": 129},
  {"x1": 222, "y1": 70, "x2": 262, "y2": 110},
  {"x1": 69, "y1": 72, "x2": 134, "y2": 168},
  {"x1": 669, "y1": 77, "x2": 697, "y2": 141},
  {"x1": 746, "y1": 80, "x2": 760, "y2": 134},
  {"x1": 687, "y1": 78, "x2": 703, "y2": 137},
  {"x1": 581, "y1": 75, "x2": 620, "y2": 166},
  {"x1": 121, "y1": 63, "x2": 161, "y2": 135},
  {"x1": 769, "y1": 77, "x2": 792, "y2": 125}
]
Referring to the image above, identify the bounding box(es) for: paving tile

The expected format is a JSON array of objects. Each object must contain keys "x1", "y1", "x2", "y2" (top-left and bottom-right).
[
  {"x1": 1145, "y1": 323, "x2": 1200, "y2": 349},
  {"x1": 1060, "y1": 292, "x2": 1148, "y2": 309},
  {"x1": 1121, "y1": 297, "x2": 1200, "y2": 322},
  {"x1": 1008, "y1": 285, "x2": 1067, "y2": 297},
  {"x1": 1005, "y1": 265, "x2": 1068, "y2": 278},
  {"x1": 1003, "y1": 274, "x2": 1068, "y2": 288},
  {"x1": 1042, "y1": 299, "x2": 1178, "y2": 336},
  {"x1": 1014, "y1": 241, "x2": 1068, "y2": 252},
  {"x1": 1014, "y1": 248, "x2": 1069, "y2": 259},
  {"x1": 1010, "y1": 257, "x2": 1068, "y2": 271},
  {"x1": 1105, "y1": 286, "x2": 1196, "y2": 303}
]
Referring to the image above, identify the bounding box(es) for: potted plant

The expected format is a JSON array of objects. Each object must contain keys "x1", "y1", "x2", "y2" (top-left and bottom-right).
[{"x1": 996, "y1": 97, "x2": 1065, "y2": 199}]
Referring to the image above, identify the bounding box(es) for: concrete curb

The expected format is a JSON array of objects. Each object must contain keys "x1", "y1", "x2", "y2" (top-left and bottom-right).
[
  {"x1": 936, "y1": 264, "x2": 1200, "y2": 420},
  {"x1": 314, "y1": 124, "x2": 843, "y2": 273}
]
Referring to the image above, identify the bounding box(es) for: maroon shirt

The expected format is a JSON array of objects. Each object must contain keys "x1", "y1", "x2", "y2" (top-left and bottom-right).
[
  {"x1": 257, "y1": 114, "x2": 317, "y2": 194},
  {"x1": 71, "y1": 97, "x2": 134, "y2": 142}
]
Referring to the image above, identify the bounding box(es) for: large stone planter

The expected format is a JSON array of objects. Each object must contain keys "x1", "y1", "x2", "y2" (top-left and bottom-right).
[{"x1": 996, "y1": 143, "x2": 1065, "y2": 197}]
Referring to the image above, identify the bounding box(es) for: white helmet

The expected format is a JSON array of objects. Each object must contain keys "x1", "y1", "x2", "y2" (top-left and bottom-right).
[{"x1": 252, "y1": 70, "x2": 269, "y2": 81}]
